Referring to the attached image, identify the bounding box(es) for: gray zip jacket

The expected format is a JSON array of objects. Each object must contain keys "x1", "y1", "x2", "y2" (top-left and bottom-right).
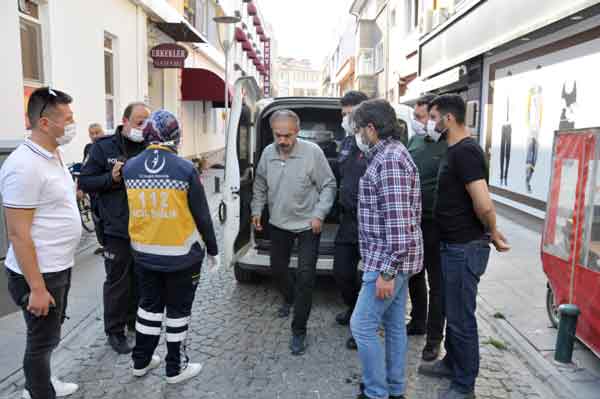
[{"x1": 251, "y1": 139, "x2": 337, "y2": 232}]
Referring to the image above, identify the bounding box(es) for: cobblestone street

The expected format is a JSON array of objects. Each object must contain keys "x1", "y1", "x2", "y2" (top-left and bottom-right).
[{"x1": 1, "y1": 266, "x2": 552, "y2": 399}]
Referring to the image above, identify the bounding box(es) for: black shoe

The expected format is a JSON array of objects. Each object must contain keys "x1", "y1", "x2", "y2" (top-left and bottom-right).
[
  {"x1": 357, "y1": 383, "x2": 404, "y2": 399},
  {"x1": 406, "y1": 322, "x2": 426, "y2": 336},
  {"x1": 277, "y1": 303, "x2": 291, "y2": 318},
  {"x1": 335, "y1": 309, "x2": 352, "y2": 326},
  {"x1": 418, "y1": 359, "x2": 453, "y2": 379},
  {"x1": 289, "y1": 334, "x2": 307, "y2": 356},
  {"x1": 94, "y1": 247, "x2": 104, "y2": 255},
  {"x1": 422, "y1": 342, "x2": 441, "y2": 361},
  {"x1": 108, "y1": 333, "x2": 132, "y2": 354},
  {"x1": 346, "y1": 337, "x2": 357, "y2": 350}
]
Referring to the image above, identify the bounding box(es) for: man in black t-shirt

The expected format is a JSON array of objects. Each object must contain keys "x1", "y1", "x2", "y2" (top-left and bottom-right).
[{"x1": 418, "y1": 94, "x2": 510, "y2": 399}]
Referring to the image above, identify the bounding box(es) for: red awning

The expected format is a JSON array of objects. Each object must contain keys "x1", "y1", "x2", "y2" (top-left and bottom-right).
[
  {"x1": 256, "y1": 26, "x2": 264, "y2": 35},
  {"x1": 247, "y1": 2, "x2": 257, "y2": 15},
  {"x1": 253, "y1": 16, "x2": 261, "y2": 26},
  {"x1": 181, "y1": 68, "x2": 232, "y2": 104},
  {"x1": 235, "y1": 27, "x2": 247, "y2": 43},
  {"x1": 260, "y1": 35, "x2": 269, "y2": 42},
  {"x1": 242, "y1": 40, "x2": 252, "y2": 51},
  {"x1": 248, "y1": 50, "x2": 257, "y2": 59}
]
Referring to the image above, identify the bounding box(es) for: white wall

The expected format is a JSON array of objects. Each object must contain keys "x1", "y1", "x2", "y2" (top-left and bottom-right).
[
  {"x1": 47, "y1": 0, "x2": 147, "y2": 164},
  {"x1": 1, "y1": 0, "x2": 147, "y2": 163},
  {"x1": 0, "y1": 1, "x2": 27, "y2": 142}
]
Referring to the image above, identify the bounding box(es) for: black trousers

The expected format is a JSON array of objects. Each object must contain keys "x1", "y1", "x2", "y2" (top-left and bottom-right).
[
  {"x1": 333, "y1": 243, "x2": 361, "y2": 310},
  {"x1": 103, "y1": 235, "x2": 138, "y2": 335},
  {"x1": 7, "y1": 268, "x2": 71, "y2": 399},
  {"x1": 132, "y1": 263, "x2": 202, "y2": 377},
  {"x1": 270, "y1": 225, "x2": 320, "y2": 336},
  {"x1": 408, "y1": 219, "x2": 444, "y2": 344}
]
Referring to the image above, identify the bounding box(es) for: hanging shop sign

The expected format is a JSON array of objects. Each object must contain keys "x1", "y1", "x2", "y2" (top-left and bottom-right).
[{"x1": 150, "y1": 43, "x2": 188, "y2": 68}]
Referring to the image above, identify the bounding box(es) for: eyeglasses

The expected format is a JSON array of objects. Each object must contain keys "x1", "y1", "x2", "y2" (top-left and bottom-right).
[{"x1": 39, "y1": 87, "x2": 57, "y2": 119}]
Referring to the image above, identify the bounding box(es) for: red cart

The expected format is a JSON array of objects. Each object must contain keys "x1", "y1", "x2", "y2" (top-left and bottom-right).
[{"x1": 543, "y1": 128, "x2": 600, "y2": 358}]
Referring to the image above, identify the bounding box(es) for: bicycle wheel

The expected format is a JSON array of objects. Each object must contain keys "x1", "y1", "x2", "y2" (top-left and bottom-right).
[{"x1": 78, "y1": 194, "x2": 96, "y2": 233}]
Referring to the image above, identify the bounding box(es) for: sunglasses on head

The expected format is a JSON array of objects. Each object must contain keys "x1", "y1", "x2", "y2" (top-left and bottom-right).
[{"x1": 39, "y1": 87, "x2": 57, "y2": 119}]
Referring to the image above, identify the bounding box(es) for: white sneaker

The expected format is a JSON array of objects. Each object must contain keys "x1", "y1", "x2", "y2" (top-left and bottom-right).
[
  {"x1": 132, "y1": 355, "x2": 161, "y2": 377},
  {"x1": 165, "y1": 363, "x2": 203, "y2": 384},
  {"x1": 22, "y1": 378, "x2": 79, "y2": 398}
]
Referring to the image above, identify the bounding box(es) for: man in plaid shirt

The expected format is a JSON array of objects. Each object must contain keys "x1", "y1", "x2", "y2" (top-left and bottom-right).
[{"x1": 350, "y1": 99, "x2": 424, "y2": 399}]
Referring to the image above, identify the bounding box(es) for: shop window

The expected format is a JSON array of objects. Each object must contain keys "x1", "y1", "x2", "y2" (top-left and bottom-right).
[
  {"x1": 104, "y1": 34, "x2": 116, "y2": 131},
  {"x1": 544, "y1": 159, "x2": 579, "y2": 261},
  {"x1": 579, "y1": 160, "x2": 600, "y2": 272},
  {"x1": 19, "y1": 0, "x2": 43, "y2": 83}
]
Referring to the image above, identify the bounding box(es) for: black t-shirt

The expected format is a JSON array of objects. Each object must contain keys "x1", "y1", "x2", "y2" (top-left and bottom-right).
[{"x1": 435, "y1": 137, "x2": 488, "y2": 243}]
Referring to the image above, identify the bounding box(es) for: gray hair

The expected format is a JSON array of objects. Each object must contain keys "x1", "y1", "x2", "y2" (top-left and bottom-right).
[
  {"x1": 269, "y1": 109, "x2": 301, "y2": 129},
  {"x1": 88, "y1": 122, "x2": 103, "y2": 131}
]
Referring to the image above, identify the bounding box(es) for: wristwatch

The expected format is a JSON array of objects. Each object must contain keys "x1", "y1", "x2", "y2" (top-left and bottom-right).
[{"x1": 380, "y1": 271, "x2": 395, "y2": 281}]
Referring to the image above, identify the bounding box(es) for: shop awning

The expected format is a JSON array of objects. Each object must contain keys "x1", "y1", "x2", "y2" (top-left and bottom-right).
[
  {"x1": 253, "y1": 16, "x2": 262, "y2": 26},
  {"x1": 247, "y1": 2, "x2": 257, "y2": 16},
  {"x1": 260, "y1": 35, "x2": 269, "y2": 43},
  {"x1": 235, "y1": 27, "x2": 247, "y2": 42},
  {"x1": 242, "y1": 40, "x2": 253, "y2": 51},
  {"x1": 181, "y1": 68, "x2": 233, "y2": 105},
  {"x1": 256, "y1": 26, "x2": 264, "y2": 35},
  {"x1": 248, "y1": 50, "x2": 257, "y2": 60},
  {"x1": 156, "y1": 21, "x2": 206, "y2": 43}
]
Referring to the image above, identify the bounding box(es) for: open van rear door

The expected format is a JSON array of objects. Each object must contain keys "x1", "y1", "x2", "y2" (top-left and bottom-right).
[{"x1": 222, "y1": 77, "x2": 261, "y2": 268}]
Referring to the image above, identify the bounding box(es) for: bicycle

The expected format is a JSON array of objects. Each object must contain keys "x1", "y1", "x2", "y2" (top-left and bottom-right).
[{"x1": 68, "y1": 163, "x2": 96, "y2": 233}]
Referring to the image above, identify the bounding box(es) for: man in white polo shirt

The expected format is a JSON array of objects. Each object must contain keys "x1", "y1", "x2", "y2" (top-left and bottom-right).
[{"x1": 1, "y1": 87, "x2": 81, "y2": 399}]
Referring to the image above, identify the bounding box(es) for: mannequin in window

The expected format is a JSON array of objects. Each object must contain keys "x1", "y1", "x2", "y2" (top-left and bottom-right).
[
  {"x1": 499, "y1": 94, "x2": 512, "y2": 186},
  {"x1": 525, "y1": 74, "x2": 543, "y2": 194},
  {"x1": 559, "y1": 80, "x2": 577, "y2": 130}
]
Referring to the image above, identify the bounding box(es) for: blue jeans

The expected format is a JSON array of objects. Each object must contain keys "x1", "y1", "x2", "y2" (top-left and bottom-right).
[
  {"x1": 440, "y1": 240, "x2": 491, "y2": 393},
  {"x1": 350, "y1": 271, "x2": 409, "y2": 399}
]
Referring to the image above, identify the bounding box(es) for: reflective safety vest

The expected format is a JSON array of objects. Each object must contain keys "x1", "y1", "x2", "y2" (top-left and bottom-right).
[{"x1": 123, "y1": 144, "x2": 204, "y2": 271}]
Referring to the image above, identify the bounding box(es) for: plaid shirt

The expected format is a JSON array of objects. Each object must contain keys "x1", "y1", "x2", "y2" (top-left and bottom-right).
[{"x1": 358, "y1": 138, "x2": 424, "y2": 277}]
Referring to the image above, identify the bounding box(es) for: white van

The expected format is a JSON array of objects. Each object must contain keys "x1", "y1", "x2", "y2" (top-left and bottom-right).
[{"x1": 221, "y1": 77, "x2": 415, "y2": 283}]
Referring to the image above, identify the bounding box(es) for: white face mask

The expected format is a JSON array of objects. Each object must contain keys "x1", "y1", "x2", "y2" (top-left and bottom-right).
[
  {"x1": 128, "y1": 127, "x2": 145, "y2": 143},
  {"x1": 426, "y1": 120, "x2": 442, "y2": 142},
  {"x1": 341, "y1": 115, "x2": 354, "y2": 136},
  {"x1": 355, "y1": 132, "x2": 371, "y2": 153},
  {"x1": 412, "y1": 118, "x2": 427, "y2": 136},
  {"x1": 56, "y1": 123, "x2": 77, "y2": 146}
]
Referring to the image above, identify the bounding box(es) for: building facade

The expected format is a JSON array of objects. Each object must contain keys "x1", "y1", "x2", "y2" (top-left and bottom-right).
[
  {"x1": 274, "y1": 57, "x2": 321, "y2": 97},
  {"x1": 1, "y1": 0, "x2": 274, "y2": 166}
]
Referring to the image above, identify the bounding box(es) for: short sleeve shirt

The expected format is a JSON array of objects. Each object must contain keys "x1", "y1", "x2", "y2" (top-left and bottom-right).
[
  {"x1": 0, "y1": 139, "x2": 82, "y2": 274},
  {"x1": 435, "y1": 137, "x2": 488, "y2": 243}
]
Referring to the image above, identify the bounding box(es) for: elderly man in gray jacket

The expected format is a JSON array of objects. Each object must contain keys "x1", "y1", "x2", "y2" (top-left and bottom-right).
[{"x1": 251, "y1": 109, "x2": 337, "y2": 356}]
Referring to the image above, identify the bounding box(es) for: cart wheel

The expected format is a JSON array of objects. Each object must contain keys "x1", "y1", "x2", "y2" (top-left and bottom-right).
[{"x1": 546, "y1": 284, "x2": 560, "y2": 328}]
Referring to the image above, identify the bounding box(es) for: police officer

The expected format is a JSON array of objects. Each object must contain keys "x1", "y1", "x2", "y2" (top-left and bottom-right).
[
  {"x1": 124, "y1": 110, "x2": 218, "y2": 384},
  {"x1": 79, "y1": 102, "x2": 150, "y2": 354},
  {"x1": 334, "y1": 91, "x2": 369, "y2": 350}
]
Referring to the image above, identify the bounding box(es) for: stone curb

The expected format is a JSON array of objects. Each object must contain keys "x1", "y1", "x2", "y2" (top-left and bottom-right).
[{"x1": 478, "y1": 297, "x2": 575, "y2": 399}]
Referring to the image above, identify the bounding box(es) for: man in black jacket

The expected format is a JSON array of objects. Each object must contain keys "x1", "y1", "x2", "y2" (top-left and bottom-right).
[
  {"x1": 79, "y1": 102, "x2": 150, "y2": 354},
  {"x1": 334, "y1": 91, "x2": 369, "y2": 350}
]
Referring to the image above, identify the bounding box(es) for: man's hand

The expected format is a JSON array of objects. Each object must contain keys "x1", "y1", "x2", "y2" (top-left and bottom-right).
[
  {"x1": 311, "y1": 218, "x2": 322, "y2": 234},
  {"x1": 27, "y1": 288, "x2": 55, "y2": 317},
  {"x1": 252, "y1": 215, "x2": 263, "y2": 232},
  {"x1": 491, "y1": 229, "x2": 511, "y2": 252},
  {"x1": 376, "y1": 275, "x2": 395, "y2": 300},
  {"x1": 112, "y1": 161, "x2": 124, "y2": 183},
  {"x1": 76, "y1": 190, "x2": 84, "y2": 200},
  {"x1": 206, "y1": 255, "x2": 221, "y2": 273}
]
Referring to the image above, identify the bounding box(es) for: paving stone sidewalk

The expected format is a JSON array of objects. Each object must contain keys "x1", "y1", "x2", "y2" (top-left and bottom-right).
[{"x1": 0, "y1": 264, "x2": 553, "y2": 399}]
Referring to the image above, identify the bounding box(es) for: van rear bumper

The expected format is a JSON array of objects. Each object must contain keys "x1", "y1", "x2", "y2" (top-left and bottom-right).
[{"x1": 235, "y1": 247, "x2": 334, "y2": 275}]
